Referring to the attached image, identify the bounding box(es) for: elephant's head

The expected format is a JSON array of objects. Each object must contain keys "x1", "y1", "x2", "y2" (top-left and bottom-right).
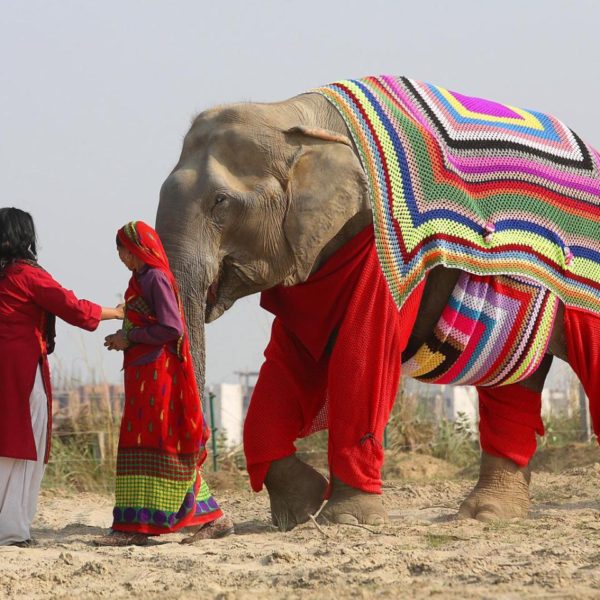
[{"x1": 155, "y1": 93, "x2": 371, "y2": 391}]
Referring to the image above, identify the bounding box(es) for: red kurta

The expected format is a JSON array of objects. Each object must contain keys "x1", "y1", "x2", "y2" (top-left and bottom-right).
[{"x1": 0, "y1": 262, "x2": 101, "y2": 462}]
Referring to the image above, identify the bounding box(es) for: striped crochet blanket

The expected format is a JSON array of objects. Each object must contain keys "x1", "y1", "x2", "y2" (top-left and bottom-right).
[
  {"x1": 402, "y1": 273, "x2": 559, "y2": 387},
  {"x1": 317, "y1": 76, "x2": 600, "y2": 315}
]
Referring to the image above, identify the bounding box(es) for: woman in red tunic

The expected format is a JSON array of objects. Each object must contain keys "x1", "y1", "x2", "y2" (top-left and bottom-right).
[
  {"x1": 0, "y1": 207, "x2": 124, "y2": 546},
  {"x1": 97, "y1": 221, "x2": 233, "y2": 546}
]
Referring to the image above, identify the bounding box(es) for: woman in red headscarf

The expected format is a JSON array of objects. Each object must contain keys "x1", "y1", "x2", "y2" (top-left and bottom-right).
[{"x1": 96, "y1": 221, "x2": 233, "y2": 546}]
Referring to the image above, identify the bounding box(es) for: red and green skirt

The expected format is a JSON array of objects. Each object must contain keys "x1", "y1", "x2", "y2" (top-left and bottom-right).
[{"x1": 112, "y1": 351, "x2": 222, "y2": 534}]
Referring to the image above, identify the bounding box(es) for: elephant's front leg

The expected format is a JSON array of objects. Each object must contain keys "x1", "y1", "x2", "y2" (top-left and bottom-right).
[
  {"x1": 265, "y1": 455, "x2": 328, "y2": 530},
  {"x1": 243, "y1": 319, "x2": 332, "y2": 531},
  {"x1": 322, "y1": 477, "x2": 388, "y2": 525},
  {"x1": 321, "y1": 256, "x2": 427, "y2": 526},
  {"x1": 458, "y1": 381, "x2": 545, "y2": 520}
]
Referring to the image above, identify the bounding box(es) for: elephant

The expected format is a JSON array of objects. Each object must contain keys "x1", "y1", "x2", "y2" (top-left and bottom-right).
[{"x1": 155, "y1": 75, "x2": 600, "y2": 529}]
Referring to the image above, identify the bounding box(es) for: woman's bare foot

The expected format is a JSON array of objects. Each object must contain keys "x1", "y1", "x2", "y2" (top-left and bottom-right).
[
  {"x1": 94, "y1": 530, "x2": 150, "y2": 547},
  {"x1": 180, "y1": 514, "x2": 235, "y2": 544}
]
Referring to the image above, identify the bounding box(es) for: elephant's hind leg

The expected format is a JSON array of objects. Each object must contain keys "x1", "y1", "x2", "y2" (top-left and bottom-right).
[
  {"x1": 458, "y1": 452, "x2": 531, "y2": 521},
  {"x1": 459, "y1": 359, "x2": 552, "y2": 521},
  {"x1": 265, "y1": 455, "x2": 327, "y2": 531}
]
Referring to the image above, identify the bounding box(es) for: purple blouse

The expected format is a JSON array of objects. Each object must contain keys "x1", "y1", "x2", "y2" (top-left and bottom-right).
[{"x1": 127, "y1": 266, "x2": 183, "y2": 366}]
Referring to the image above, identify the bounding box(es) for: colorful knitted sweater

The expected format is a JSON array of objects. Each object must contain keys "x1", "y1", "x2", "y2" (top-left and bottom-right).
[{"x1": 316, "y1": 76, "x2": 600, "y2": 316}]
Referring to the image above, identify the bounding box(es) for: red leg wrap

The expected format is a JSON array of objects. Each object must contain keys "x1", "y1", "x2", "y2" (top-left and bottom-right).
[
  {"x1": 477, "y1": 383, "x2": 544, "y2": 467},
  {"x1": 243, "y1": 319, "x2": 328, "y2": 492},
  {"x1": 327, "y1": 249, "x2": 424, "y2": 493},
  {"x1": 564, "y1": 306, "x2": 600, "y2": 438}
]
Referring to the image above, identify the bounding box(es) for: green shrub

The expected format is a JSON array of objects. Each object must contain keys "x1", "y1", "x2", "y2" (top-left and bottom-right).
[{"x1": 430, "y1": 413, "x2": 479, "y2": 468}]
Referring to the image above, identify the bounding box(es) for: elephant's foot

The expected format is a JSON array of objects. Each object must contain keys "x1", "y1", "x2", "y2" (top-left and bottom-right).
[
  {"x1": 322, "y1": 477, "x2": 388, "y2": 526},
  {"x1": 458, "y1": 452, "x2": 531, "y2": 522},
  {"x1": 264, "y1": 455, "x2": 328, "y2": 531}
]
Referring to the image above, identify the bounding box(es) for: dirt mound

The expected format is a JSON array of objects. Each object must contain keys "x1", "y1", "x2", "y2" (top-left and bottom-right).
[
  {"x1": 531, "y1": 443, "x2": 600, "y2": 473},
  {"x1": 383, "y1": 452, "x2": 459, "y2": 481}
]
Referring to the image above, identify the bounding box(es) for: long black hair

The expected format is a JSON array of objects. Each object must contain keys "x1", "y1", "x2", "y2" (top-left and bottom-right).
[{"x1": 0, "y1": 207, "x2": 38, "y2": 275}]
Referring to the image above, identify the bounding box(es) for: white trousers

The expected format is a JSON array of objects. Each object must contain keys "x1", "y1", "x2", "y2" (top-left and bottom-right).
[{"x1": 0, "y1": 366, "x2": 47, "y2": 545}]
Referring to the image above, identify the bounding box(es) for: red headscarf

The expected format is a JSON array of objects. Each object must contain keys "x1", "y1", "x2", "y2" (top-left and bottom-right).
[{"x1": 117, "y1": 221, "x2": 176, "y2": 287}]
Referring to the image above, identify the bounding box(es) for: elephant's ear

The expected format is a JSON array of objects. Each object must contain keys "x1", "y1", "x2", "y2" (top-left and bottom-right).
[
  {"x1": 283, "y1": 126, "x2": 353, "y2": 148},
  {"x1": 282, "y1": 135, "x2": 369, "y2": 283}
]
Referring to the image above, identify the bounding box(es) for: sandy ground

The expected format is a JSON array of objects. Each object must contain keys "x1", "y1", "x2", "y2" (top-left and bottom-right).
[{"x1": 2, "y1": 455, "x2": 600, "y2": 600}]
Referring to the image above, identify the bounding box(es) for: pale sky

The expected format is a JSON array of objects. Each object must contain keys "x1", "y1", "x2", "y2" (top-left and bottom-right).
[{"x1": 2, "y1": 0, "x2": 599, "y2": 387}]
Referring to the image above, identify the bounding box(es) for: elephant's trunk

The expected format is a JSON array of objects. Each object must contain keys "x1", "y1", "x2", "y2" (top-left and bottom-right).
[
  {"x1": 181, "y1": 290, "x2": 207, "y2": 398},
  {"x1": 169, "y1": 250, "x2": 209, "y2": 399},
  {"x1": 156, "y1": 199, "x2": 212, "y2": 395},
  {"x1": 156, "y1": 171, "x2": 219, "y2": 402}
]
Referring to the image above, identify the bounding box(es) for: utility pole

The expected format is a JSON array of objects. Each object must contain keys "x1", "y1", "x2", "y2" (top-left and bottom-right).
[{"x1": 208, "y1": 390, "x2": 218, "y2": 471}]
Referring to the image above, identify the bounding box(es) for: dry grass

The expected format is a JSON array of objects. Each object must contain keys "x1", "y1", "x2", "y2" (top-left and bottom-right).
[{"x1": 43, "y1": 387, "x2": 597, "y2": 495}]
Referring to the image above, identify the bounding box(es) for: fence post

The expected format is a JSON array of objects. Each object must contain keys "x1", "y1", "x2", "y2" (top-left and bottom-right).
[
  {"x1": 579, "y1": 383, "x2": 591, "y2": 442},
  {"x1": 208, "y1": 391, "x2": 218, "y2": 471}
]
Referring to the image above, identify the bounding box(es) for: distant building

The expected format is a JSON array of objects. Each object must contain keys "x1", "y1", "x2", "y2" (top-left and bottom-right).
[
  {"x1": 206, "y1": 383, "x2": 244, "y2": 447},
  {"x1": 403, "y1": 379, "x2": 478, "y2": 426},
  {"x1": 442, "y1": 385, "x2": 478, "y2": 424},
  {"x1": 541, "y1": 388, "x2": 572, "y2": 418},
  {"x1": 235, "y1": 370, "x2": 258, "y2": 413}
]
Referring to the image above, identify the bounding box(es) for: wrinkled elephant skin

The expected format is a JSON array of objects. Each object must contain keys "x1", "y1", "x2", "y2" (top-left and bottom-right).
[
  {"x1": 458, "y1": 452, "x2": 531, "y2": 521},
  {"x1": 265, "y1": 455, "x2": 328, "y2": 531}
]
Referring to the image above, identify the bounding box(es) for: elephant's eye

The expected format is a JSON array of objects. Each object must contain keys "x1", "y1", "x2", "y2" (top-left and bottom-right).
[{"x1": 214, "y1": 194, "x2": 227, "y2": 206}]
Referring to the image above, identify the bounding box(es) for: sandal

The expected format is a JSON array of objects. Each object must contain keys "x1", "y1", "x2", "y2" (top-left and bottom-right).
[
  {"x1": 94, "y1": 530, "x2": 151, "y2": 547},
  {"x1": 181, "y1": 515, "x2": 235, "y2": 544},
  {"x1": 9, "y1": 538, "x2": 36, "y2": 548}
]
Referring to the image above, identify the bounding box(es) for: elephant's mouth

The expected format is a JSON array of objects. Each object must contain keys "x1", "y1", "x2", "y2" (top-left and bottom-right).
[
  {"x1": 207, "y1": 273, "x2": 220, "y2": 308},
  {"x1": 204, "y1": 256, "x2": 264, "y2": 322},
  {"x1": 205, "y1": 259, "x2": 230, "y2": 322}
]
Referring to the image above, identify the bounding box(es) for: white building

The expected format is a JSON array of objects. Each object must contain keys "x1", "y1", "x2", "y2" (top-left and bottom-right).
[
  {"x1": 206, "y1": 383, "x2": 244, "y2": 447},
  {"x1": 442, "y1": 385, "x2": 478, "y2": 424},
  {"x1": 403, "y1": 378, "x2": 479, "y2": 426}
]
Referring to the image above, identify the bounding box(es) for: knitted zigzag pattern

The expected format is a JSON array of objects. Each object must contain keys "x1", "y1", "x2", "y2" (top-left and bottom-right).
[
  {"x1": 317, "y1": 76, "x2": 600, "y2": 314},
  {"x1": 402, "y1": 273, "x2": 559, "y2": 386}
]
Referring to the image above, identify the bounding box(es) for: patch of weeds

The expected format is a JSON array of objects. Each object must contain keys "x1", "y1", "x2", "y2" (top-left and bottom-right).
[
  {"x1": 43, "y1": 418, "x2": 118, "y2": 493},
  {"x1": 431, "y1": 413, "x2": 480, "y2": 469},
  {"x1": 531, "y1": 488, "x2": 560, "y2": 503},
  {"x1": 483, "y1": 519, "x2": 511, "y2": 532},
  {"x1": 426, "y1": 533, "x2": 457, "y2": 548}
]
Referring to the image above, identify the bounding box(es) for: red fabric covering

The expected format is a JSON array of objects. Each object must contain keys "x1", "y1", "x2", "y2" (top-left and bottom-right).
[
  {"x1": 477, "y1": 383, "x2": 544, "y2": 467},
  {"x1": 564, "y1": 306, "x2": 600, "y2": 438},
  {"x1": 477, "y1": 305, "x2": 600, "y2": 467},
  {"x1": 0, "y1": 262, "x2": 101, "y2": 462},
  {"x1": 245, "y1": 226, "x2": 425, "y2": 494}
]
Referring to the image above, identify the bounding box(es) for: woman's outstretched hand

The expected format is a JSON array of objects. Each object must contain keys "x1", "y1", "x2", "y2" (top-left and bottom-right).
[
  {"x1": 101, "y1": 303, "x2": 125, "y2": 321},
  {"x1": 115, "y1": 303, "x2": 125, "y2": 320},
  {"x1": 104, "y1": 329, "x2": 129, "y2": 351}
]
